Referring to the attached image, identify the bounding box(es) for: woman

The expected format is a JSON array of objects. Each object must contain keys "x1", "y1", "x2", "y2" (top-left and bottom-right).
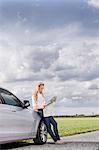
[
  {"x1": 32, "y1": 82, "x2": 63, "y2": 144},
  {"x1": 32, "y1": 82, "x2": 46, "y2": 118}
]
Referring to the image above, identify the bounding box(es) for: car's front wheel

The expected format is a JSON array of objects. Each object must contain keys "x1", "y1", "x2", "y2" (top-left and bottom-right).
[{"x1": 33, "y1": 121, "x2": 48, "y2": 145}]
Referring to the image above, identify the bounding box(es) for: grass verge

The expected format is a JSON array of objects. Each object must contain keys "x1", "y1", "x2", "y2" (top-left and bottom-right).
[{"x1": 55, "y1": 117, "x2": 99, "y2": 137}]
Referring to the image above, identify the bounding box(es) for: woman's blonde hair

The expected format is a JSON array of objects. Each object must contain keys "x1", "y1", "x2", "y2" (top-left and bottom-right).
[{"x1": 33, "y1": 82, "x2": 44, "y2": 101}]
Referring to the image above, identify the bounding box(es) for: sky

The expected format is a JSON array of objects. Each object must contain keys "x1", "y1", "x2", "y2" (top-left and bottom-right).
[{"x1": 0, "y1": 0, "x2": 99, "y2": 115}]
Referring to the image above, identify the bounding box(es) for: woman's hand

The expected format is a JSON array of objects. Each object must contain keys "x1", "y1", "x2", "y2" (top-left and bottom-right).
[
  {"x1": 34, "y1": 108, "x2": 38, "y2": 112},
  {"x1": 43, "y1": 102, "x2": 46, "y2": 109},
  {"x1": 34, "y1": 106, "x2": 38, "y2": 112}
]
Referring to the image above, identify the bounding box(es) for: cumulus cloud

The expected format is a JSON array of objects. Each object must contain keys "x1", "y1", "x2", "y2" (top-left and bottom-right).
[
  {"x1": 88, "y1": 83, "x2": 99, "y2": 90},
  {"x1": 0, "y1": 21, "x2": 99, "y2": 113},
  {"x1": 88, "y1": 0, "x2": 99, "y2": 8}
]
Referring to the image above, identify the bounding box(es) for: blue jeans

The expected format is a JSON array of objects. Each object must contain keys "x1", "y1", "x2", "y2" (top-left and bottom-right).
[
  {"x1": 44, "y1": 116, "x2": 60, "y2": 142},
  {"x1": 37, "y1": 109, "x2": 44, "y2": 119}
]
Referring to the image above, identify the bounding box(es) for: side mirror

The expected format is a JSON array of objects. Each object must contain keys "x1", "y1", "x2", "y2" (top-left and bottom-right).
[{"x1": 23, "y1": 100, "x2": 30, "y2": 108}]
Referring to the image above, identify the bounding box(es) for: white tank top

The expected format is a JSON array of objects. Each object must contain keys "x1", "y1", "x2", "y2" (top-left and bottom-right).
[{"x1": 32, "y1": 93, "x2": 45, "y2": 109}]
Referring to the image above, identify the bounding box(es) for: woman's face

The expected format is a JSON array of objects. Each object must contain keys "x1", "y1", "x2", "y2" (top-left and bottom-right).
[{"x1": 39, "y1": 84, "x2": 44, "y2": 92}]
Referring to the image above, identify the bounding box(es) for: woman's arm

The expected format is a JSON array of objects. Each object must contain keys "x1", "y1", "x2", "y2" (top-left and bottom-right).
[
  {"x1": 42, "y1": 93, "x2": 46, "y2": 108},
  {"x1": 32, "y1": 91, "x2": 38, "y2": 112}
]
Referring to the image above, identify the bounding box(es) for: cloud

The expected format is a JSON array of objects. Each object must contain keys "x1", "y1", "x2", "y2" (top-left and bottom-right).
[
  {"x1": 88, "y1": 0, "x2": 99, "y2": 8},
  {"x1": 1, "y1": 0, "x2": 99, "y2": 37},
  {"x1": 88, "y1": 82, "x2": 99, "y2": 90},
  {"x1": 1, "y1": 26, "x2": 99, "y2": 83},
  {"x1": 0, "y1": 22, "x2": 99, "y2": 110}
]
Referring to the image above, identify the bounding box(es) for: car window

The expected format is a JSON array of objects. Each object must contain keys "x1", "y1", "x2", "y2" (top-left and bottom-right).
[
  {"x1": 1, "y1": 92, "x2": 21, "y2": 107},
  {"x1": 0, "y1": 99, "x2": 2, "y2": 104}
]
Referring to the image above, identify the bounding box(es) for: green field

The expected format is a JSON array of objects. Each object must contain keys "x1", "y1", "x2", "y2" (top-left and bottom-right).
[{"x1": 54, "y1": 117, "x2": 99, "y2": 137}]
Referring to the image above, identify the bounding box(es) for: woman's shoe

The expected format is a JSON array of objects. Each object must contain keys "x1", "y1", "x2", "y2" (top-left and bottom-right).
[{"x1": 55, "y1": 140, "x2": 63, "y2": 144}]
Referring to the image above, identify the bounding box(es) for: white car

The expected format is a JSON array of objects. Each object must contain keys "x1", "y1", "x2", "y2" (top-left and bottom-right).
[{"x1": 0, "y1": 88, "x2": 47, "y2": 145}]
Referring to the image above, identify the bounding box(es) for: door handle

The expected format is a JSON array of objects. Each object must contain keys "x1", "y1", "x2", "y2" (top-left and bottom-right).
[{"x1": 12, "y1": 110, "x2": 16, "y2": 112}]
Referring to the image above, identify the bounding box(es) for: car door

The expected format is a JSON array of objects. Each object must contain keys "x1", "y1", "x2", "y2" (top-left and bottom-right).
[
  {"x1": 0, "y1": 102, "x2": 18, "y2": 143},
  {"x1": 0, "y1": 95, "x2": 10, "y2": 143},
  {"x1": 0, "y1": 90, "x2": 34, "y2": 141},
  {"x1": 0, "y1": 94, "x2": 19, "y2": 143}
]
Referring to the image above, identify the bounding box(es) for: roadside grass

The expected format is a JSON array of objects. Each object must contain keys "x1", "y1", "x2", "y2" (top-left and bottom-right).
[{"x1": 55, "y1": 117, "x2": 99, "y2": 137}]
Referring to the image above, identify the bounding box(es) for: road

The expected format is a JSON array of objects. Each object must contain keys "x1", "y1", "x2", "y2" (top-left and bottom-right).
[{"x1": 0, "y1": 131, "x2": 99, "y2": 150}]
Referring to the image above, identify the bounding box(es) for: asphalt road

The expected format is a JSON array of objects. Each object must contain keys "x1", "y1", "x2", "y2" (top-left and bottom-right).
[{"x1": 0, "y1": 131, "x2": 99, "y2": 150}]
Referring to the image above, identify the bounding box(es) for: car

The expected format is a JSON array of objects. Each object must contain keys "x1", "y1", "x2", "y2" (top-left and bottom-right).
[{"x1": 0, "y1": 88, "x2": 48, "y2": 145}]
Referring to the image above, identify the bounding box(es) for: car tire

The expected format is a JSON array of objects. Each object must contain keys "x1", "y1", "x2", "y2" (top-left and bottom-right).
[{"x1": 33, "y1": 120, "x2": 48, "y2": 145}]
